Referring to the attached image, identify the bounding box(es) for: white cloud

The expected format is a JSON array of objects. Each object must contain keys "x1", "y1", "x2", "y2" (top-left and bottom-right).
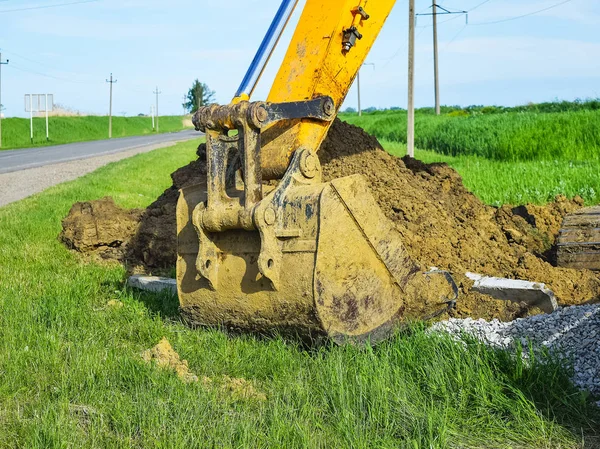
[
  {"x1": 367, "y1": 35, "x2": 600, "y2": 90},
  {"x1": 441, "y1": 36, "x2": 600, "y2": 83},
  {"x1": 466, "y1": 0, "x2": 600, "y2": 25}
]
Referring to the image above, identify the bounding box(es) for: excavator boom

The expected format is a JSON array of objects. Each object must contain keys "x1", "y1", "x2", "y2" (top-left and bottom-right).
[{"x1": 261, "y1": 0, "x2": 395, "y2": 178}]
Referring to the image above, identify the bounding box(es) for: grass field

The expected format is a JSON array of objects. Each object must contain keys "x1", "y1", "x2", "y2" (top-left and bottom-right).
[
  {"x1": 0, "y1": 140, "x2": 598, "y2": 448},
  {"x1": 341, "y1": 107, "x2": 600, "y2": 161},
  {"x1": 0, "y1": 115, "x2": 191, "y2": 150},
  {"x1": 383, "y1": 140, "x2": 600, "y2": 206}
]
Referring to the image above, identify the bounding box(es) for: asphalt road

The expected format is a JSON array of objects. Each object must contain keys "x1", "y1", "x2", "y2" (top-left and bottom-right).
[{"x1": 0, "y1": 129, "x2": 200, "y2": 174}]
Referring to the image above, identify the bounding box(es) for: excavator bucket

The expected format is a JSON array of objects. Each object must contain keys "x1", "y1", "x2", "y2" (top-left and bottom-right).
[
  {"x1": 176, "y1": 99, "x2": 455, "y2": 344},
  {"x1": 177, "y1": 173, "x2": 453, "y2": 344}
]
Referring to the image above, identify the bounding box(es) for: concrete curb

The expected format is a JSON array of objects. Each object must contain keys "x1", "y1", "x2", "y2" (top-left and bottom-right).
[
  {"x1": 127, "y1": 275, "x2": 177, "y2": 295},
  {"x1": 466, "y1": 272, "x2": 558, "y2": 314}
]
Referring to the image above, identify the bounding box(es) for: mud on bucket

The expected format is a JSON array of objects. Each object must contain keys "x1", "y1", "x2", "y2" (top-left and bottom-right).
[{"x1": 177, "y1": 166, "x2": 456, "y2": 344}]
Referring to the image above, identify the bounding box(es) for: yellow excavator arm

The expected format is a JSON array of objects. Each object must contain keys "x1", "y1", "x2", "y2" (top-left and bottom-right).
[
  {"x1": 179, "y1": 0, "x2": 453, "y2": 344},
  {"x1": 262, "y1": 0, "x2": 395, "y2": 178}
]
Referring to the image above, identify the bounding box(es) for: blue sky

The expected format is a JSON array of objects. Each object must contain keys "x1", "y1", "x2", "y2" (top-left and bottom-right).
[{"x1": 0, "y1": 0, "x2": 598, "y2": 118}]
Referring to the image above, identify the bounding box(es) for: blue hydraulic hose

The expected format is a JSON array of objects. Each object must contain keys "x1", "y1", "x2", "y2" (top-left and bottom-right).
[{"x1": 234, "y1": 0, "x2": 299, "y2": 99}]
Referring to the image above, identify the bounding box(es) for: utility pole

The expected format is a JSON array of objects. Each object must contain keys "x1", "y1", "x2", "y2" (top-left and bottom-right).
[
  {"x1": 106, "y1": 73, "x2": 117, "y2": 138},
  {"x1": 415, "y1": 4, "x2": 465, "y2": 116},
  {"x1": 407, "y1": 0, "x2": 415, "y2": 157},
  {"x1": 0, "y1": 53, "x2": 9, "y2": 148},
  {"x1": 432, "y1": 0, "x2": 440, "y2": 115},
  {"x1": 182, "y1": 95, "x2": 187, "y2": 116},
  {"x1": 151, "y1": 105, "x2": 155, "y2": 130},
  {"x1": 357, "y1": 70, "x2": 361, "y2": 116},
  {"x1": 357, "y1": 63, "x2": 375, "y2": 117},
  {"x1": 153, "y1": 87, "x2": 161, "y2": 133}
]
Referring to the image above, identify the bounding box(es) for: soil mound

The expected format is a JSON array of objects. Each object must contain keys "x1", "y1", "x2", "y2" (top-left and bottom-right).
[
  {"x1": 318, "y1": 121, "x2": 599, "y2": 315},
  {"x1": 142, "y1": 337, "x2": 199, "y2": 383},
  {"x1": 60, "y1": 197, "x2": 142, "y2": 260},
  {"x1": 59, "y1": 119, "x2": 600, "y2": 319},
  {"x1": 60, "y1": 155, "x2": 207, "y2": 270},
  {"x1": 127, "y1": 155, "x2": 207, "y2": 269}
]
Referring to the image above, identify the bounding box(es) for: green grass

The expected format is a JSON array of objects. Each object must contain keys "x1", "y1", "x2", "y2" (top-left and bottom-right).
[
  {"x1": 383, "y1": 140, "x2": 600, "y2": 206},
  {"x1": 0, "y1": 140, "x2": 598, "y2": 448},
  {"x1": 0, "y1": 115, "x2": 191, "y2": 150},
  {"x1": 341, "y1": 109, "x2": 600, "y2": 161},
  {"x1": 367, "y1": 98, "x2": 600, "y2": 115}
]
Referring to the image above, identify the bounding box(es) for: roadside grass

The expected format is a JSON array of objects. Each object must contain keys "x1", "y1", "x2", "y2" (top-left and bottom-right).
[
  {"x1": 0, "y1": 115, "x2": 191, "y2": 150},
  {"x1": 383, "y1": 140, "x2": 600, "y2": 206},
  {"x1": 341, "y1": 109, "x2": 600, "y2": 161},
  {"x1": 1, "y1": 140, "x2": 599, "y2": 447}
]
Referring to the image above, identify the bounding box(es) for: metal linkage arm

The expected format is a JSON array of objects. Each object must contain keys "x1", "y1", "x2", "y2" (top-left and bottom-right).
[{"x1": 192, "y1": 96, "x2": 335, "y2": 133}]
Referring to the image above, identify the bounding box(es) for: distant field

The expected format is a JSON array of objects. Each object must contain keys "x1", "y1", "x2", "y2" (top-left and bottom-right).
[
  {"x1": 0, "y1": 115, "x2": 192, "y2": 150},
  {"x1": 341, "y1": 103, "x2": 600, "y2": 161}
]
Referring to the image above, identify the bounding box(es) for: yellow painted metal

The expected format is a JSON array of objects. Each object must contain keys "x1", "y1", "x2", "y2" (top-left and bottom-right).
[
  {"x1": 177, "y1": 173, "x2": 448, "y2": 343},
  {"x1": 175, "y1": 0, "x2": 456, "y2": 343},
  {"x1": 261, "y1": 0, "x2": 396, "y2": 178},
  {"x1": 231, "y1": 93, "x2": 249, "y2": 104}
]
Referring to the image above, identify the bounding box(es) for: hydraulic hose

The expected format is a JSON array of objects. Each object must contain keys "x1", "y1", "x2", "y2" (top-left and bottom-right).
[{"x1": 234, "y1": 0, "x2": 300, "y2": 99}]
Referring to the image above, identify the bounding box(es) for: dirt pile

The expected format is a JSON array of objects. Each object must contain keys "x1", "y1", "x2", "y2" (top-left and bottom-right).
[
  {"x1": 60, "y1": 155, "x2": 207, "y2": 270},
  {"x1": 142, "y1": 337, "x2": 200, "y2": 383},
  {"x1": 142, "y1": 337, "x2": 266, "y2": 400},
  {"x1": 59, "y1": 119, "x2": 600, "y2": 319},
  {"x1": 318, "y1": 121, "x2": 599, "y2": 315},
  {"x1": 127, "y1": 155, "x2": 207, "y2": 269},
  {"x1": 60, "y1": 197, "x2": 142, "y2": 259}
]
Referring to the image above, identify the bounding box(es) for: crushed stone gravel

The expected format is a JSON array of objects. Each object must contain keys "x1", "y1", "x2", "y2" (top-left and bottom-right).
[{"x1": 431, "y1": 305, "x2": 600, "y2": 399}]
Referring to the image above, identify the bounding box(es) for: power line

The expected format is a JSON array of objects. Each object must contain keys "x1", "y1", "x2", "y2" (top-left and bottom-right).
[
  {"x1": 469, "y1": 0, "x2": 493, "y2": 11},
  {"x1": 443, "y1": 23, "x2": 468, "y2": 49},
  {"x1": 2, "y1": 48, "x2": 99, "y2": 81},
  {"x1": 417, "y1": 4, "x2": 467, "y2": 17},
  {"x1": 417, "y1": 11, "x2": 465, "y2": 27},
  {"x1": 471, "y1": 0, "x2": 572, "y2": 25},
  {"x1": 385, "y1": 0, "x2": 469, "y2": 67},
  {"x1": 415, "y1": 24, "x2": 468, "y2": 71},
  {"x1": 383, "y1": 26, "x2": 426, "y2": 68},
  {"x1": 8, "y1": 62, "x2": 100, "y2": 85},
  {"x1": 4, "y1": 53, "x2": 156, "y2": 92},
  {"x1": 417, "y1": 0, "x2": 495, "y2": 28},
  {"x1": 0, "y1": 0, "x2": 99, "y2": 13},
  {"x1": 9, "y1": 63, "x2": 69, "y2": 81}
]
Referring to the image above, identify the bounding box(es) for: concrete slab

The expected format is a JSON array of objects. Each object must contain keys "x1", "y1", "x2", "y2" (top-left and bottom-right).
[
  {"x1": 127, "y1": 275, "x2": 177, "y2": 295},
  {"x1": 466, "y1": 272, "x2": 558, "y2": 314}
]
